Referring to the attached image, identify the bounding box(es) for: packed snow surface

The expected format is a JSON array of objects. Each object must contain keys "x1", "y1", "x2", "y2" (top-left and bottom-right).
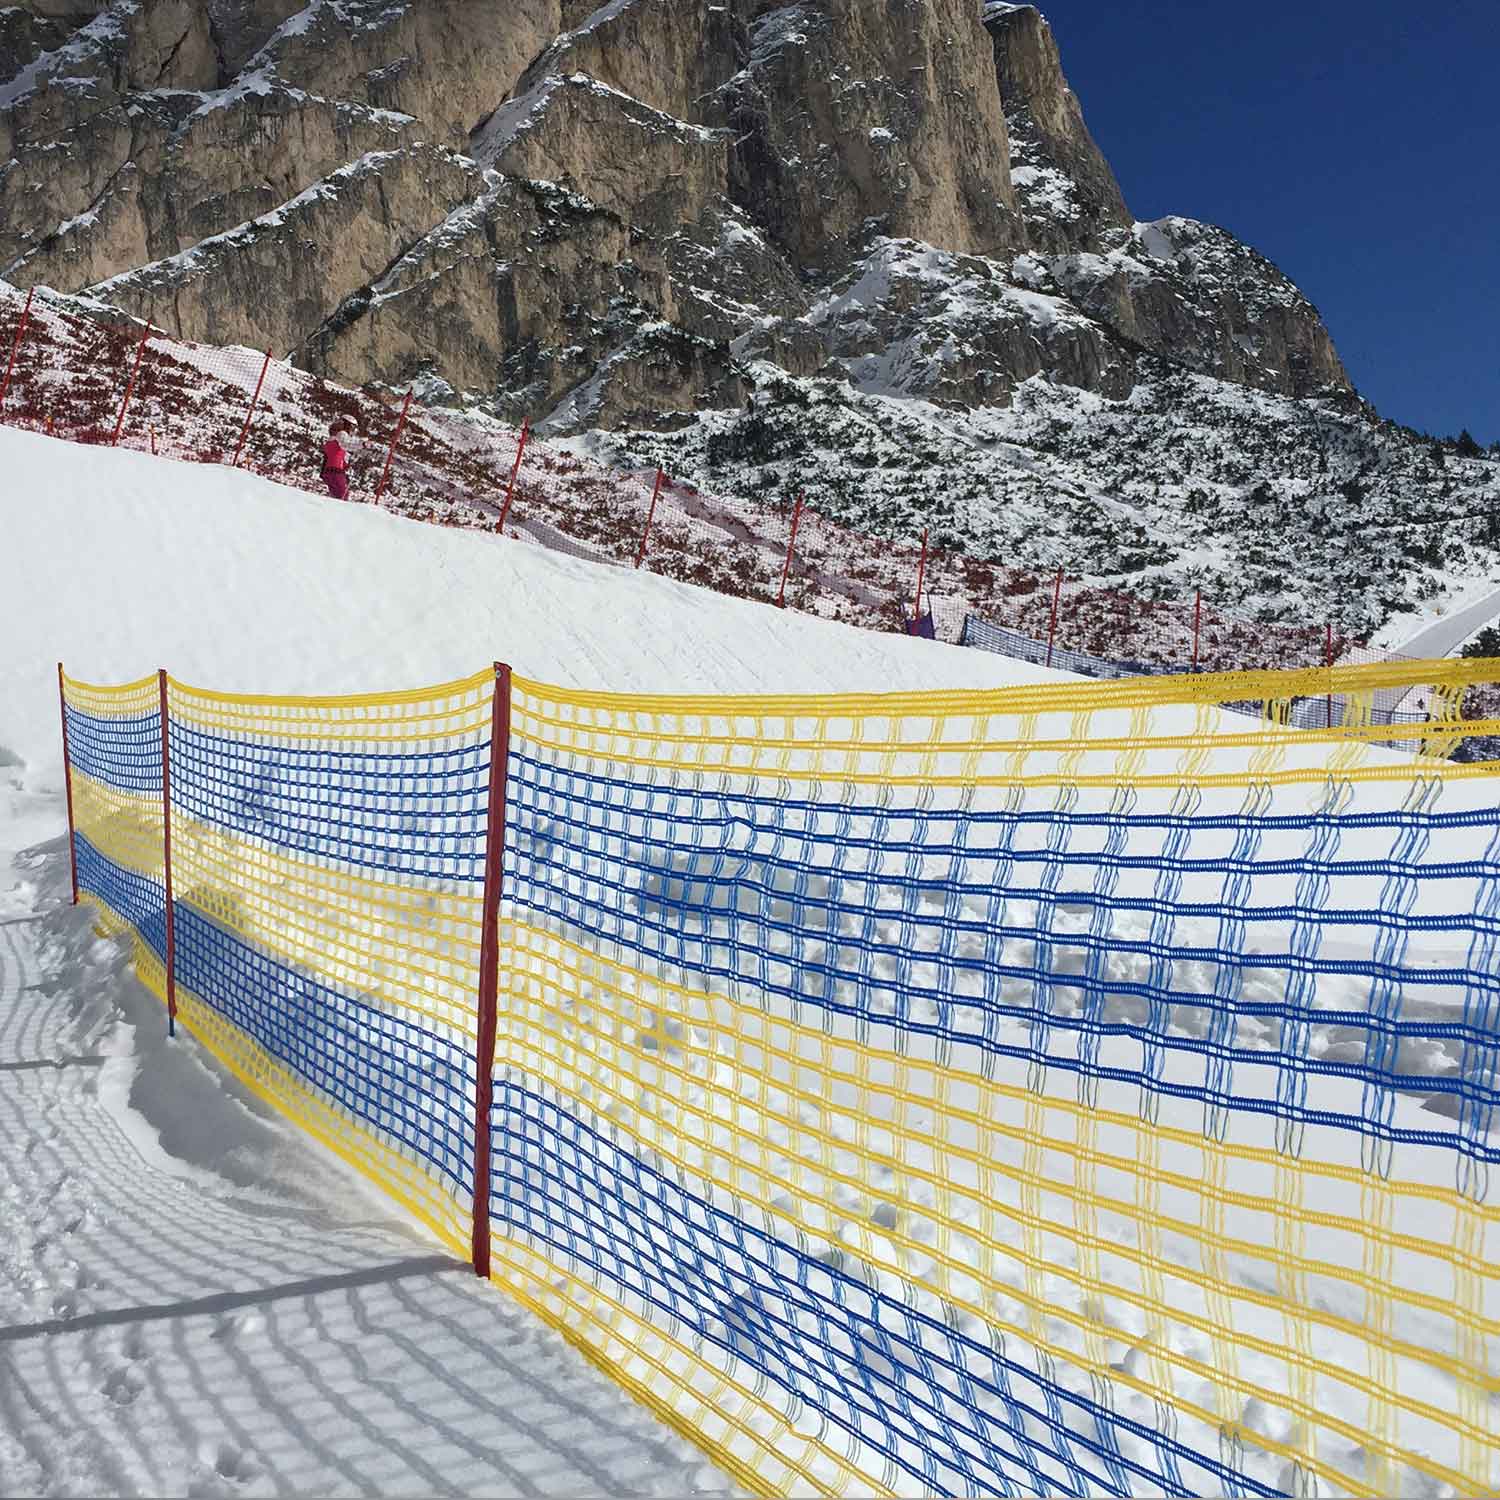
[{"x1": 0, "y1": 429, "x2": 1048, "y2": 790}]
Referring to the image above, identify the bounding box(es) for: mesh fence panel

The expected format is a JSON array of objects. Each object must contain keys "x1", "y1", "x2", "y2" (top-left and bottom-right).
[
  {"x1": 165, "y1": 672, "x2": 496, "y2": 1250},
  {"x1": 959, "y1": 616, "x2": 1465, "y2": 756},
  {"x1": 62, "y1": 658, "x2": 1500, "y2": 1496},
  {"x1": 63, "y1": 673, "x2": 168, "y2": 994},
  {"x1": 490, "y1": 662, "x2": 1500, "y2": 1497},
  {"x1": 66, "y1": 669, "x2": 496, "y2": 1254}
]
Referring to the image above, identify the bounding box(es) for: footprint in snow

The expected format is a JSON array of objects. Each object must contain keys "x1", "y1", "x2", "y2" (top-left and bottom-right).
[
  {"x1": 210, "y1": 1309, "x2": 266, "y2": 1344},
  {"x1": 102, "y1": 1363, "x2": 147, "y2": 1407},
  {"x1": 188, "y1": 1441, "x2": 260, "y2": 1490}
]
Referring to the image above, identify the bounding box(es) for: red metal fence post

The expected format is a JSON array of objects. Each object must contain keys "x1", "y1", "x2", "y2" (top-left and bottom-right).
[
  {"x1": 777, "y1": 494, "x2": 805, "y2": 608},
  {"x1": 496, "y1": 417, "x2": 531, "y2": 535},
  {"x1": 472, "y1": 662, "x2": 512, "y2": 1279},
  {"x1": 157, "y1": 669, "x2": 177, "y2": 1037},
  {"x1": 1045, "y1": 567, "x2": 1064, "y2": 668},
  {"x1": 1192, "y1": 590, "x2": 1204, "y2": 671},
  {"x1": 57, "y1": 663, "x2": 79, "y2": 907},
  {"x1": 0, "y1": 286, "x2": 34, "y2": 421},
  {"x1": 911, "y1": 527, "x2": 930, "y2": 627},
  {"x1": 373, "y1": 389, "x2": 414, "y2": 505},
  {"x1": 635, "y1": 467, "x2": 665, "y2": 569},
  {"x1": 232, "y1": 349, "x2": 273, "y2": 468},
  {"x1": 113, "y1": 322, "x2": 152, "y2": 447},
  {"x1": 1326, "y1": 621, "x2": 1335, "y2": 729}
]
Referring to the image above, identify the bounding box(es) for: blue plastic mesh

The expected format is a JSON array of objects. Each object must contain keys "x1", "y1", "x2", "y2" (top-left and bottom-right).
[
  {"x1": 503, "y1": 752, "x2": 1500, "y2": 1164},
  {"x1": 65, "y1": 703, "x2": 162, "y2": 794},
  {"x1": 62, "y1": 668, "x2": 1500, "y2": 1500},
  {"x1": 167, "y1": 723, "x2": 490, "y2": 880},
  {"x1": 490, "y1": 1081, "x2": 1275, "y2": 1499}
]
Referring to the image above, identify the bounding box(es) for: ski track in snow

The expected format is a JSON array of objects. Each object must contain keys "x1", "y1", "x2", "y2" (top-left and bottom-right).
[
  {"x1": 1395, "y1": 583, "x2": 1500, "y2": 660},
  {"x1": 0, "y1": 844, "x2": 730, "y2": 1498}
]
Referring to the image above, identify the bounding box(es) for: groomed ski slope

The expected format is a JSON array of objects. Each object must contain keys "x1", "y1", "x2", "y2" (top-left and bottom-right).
[{"x1": 0, "y1": 429, "x2": 1056, "y2": 1497}]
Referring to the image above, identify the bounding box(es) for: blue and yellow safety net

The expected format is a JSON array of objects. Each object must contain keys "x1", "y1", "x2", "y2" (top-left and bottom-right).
[{"x1": 63, "y1": 658, "x2": 1500, "y2": 1498}]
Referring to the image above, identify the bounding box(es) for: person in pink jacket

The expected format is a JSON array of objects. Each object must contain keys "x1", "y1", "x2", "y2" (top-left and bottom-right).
[{"x1": 321, "y1": 419, "x2": 353, "y2": 499}]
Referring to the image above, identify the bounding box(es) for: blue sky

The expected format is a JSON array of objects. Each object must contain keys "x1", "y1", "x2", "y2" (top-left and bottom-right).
[{"x1": 1040, "y1": 0, "x2": 1498, "y2": 444}]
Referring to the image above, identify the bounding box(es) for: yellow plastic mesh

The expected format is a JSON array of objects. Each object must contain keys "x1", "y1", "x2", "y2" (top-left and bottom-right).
[
  {"x1": 161, "y1": 671, "x2": 495, "y2": 1256},
  {"x1": 62, "y1": 671, "x2": 168, "y2": 995}
]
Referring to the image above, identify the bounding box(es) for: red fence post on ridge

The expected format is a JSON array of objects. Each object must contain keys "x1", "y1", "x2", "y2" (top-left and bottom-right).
[
  {"x1": 777, "y1": 494, "x2": 805, "y2": 608},
  {"x1": 157, "y1": 669, "x2": 178, "y2": 1038},
  {"x1": 635, "y1": 467, "x2": 665, "y2": 569},
  {"x1": 232, "y1": 349, "x2": 273, "y2": 468},
  {"x1": 113, "y1": 321, "x2": 152, "y2": 447},
  {"x1": 373, "y1": 389, "x2": 413, "y2": 505},
  {"x1": 496, "y1": 417, "x2": 531, "y2": 535},
  {"x1": 1045, "y1": 568, "x2": 1065, "y2": 668},
  {"x1": 911, "y1": 527, "x2": 930, "y2": 627},
  {"x1": 472, "y1": 661, "x2": 512, "y2": 1280},
  {"x1": 57, "y1": 663, "x2": 79, "y2": 907},
  {"x1": 1192, "y1": 590, "x2": 1204, "y2": 671},
  {"x1": 0, "y1": 286, "x2": 34, "y2": 421}
]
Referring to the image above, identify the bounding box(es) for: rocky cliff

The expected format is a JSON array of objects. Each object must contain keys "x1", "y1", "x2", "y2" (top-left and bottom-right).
[
  {"x1": 2, "y1": 0, "x2": 1351, "y2": 422},
  {"x1": 6, "y1": 0, "x2": 1489, "y2": 632}
]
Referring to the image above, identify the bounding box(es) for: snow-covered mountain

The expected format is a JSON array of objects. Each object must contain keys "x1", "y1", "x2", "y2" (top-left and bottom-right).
[
  {"x1": 2, "y1": 0, "x2": 1495, "y2": 632},
  {"x1": 586, "y1": 354, "x2": 1500, "y2": 637}
]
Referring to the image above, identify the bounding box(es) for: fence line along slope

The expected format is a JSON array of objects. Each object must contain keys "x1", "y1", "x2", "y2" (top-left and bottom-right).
[
  {"x1": 2, "y1": 281, "x2": 1482, "y2": 678},
  {"x1": 60, "y1": 652, "x2": 1500, "y2": 1500}
]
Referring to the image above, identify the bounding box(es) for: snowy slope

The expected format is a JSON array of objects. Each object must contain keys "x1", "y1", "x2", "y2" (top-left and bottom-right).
[
  {"x1": 0, "y1": 429, "x2": 1068, "y2": 1497},
  {"x1": 4, "y1": 279, "x2": 1495, "y2": 670},
  {"x1": 0, "y1": 425, "x2": 1054, "y2": 803},
  {"x1": 585, "y1": 358, "x2": 1500, "y2": 638}
]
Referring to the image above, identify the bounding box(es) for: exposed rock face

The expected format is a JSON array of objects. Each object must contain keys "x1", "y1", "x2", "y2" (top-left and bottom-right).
[
  {"x1": 202, "y1": 1, "x2": 304, "y2": 78},
  {"x1": 723, "y1": 0, "x2": 1021, "y2": 268},
  {"x1": 0, "y1": 0, "x2": 1355, "y2": 432},
  {"x1": 484, "y1": 75, "x2": 728, "y2": 240},
  {"x1": 983, "y1": 2, "x2": 1130, "y2": 256},
  {"x1": 6, "y1": 91, "x2": 421, "y2": 294},
  {"x1": 95, "y1": 144, "x2": 485, "y2": 357},
  {"x1": 0, "y1": 0, "x2": 217, "y2": 161},
  {"x1": 0, "y1": 6, "x2": 79, "y2": 85},
  {"x1": 1052, "y1": 219, "x2": 1351, "y2": 397},
  {"x1": 739, "y1": 236, "x2": 1134, "y2": 408},
  {"x1": 253, "y1": 0, "x2": 562, "y2": 148},
  {"x1": 510, "y1": 0, "x2": 744, "y2": 125}
]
